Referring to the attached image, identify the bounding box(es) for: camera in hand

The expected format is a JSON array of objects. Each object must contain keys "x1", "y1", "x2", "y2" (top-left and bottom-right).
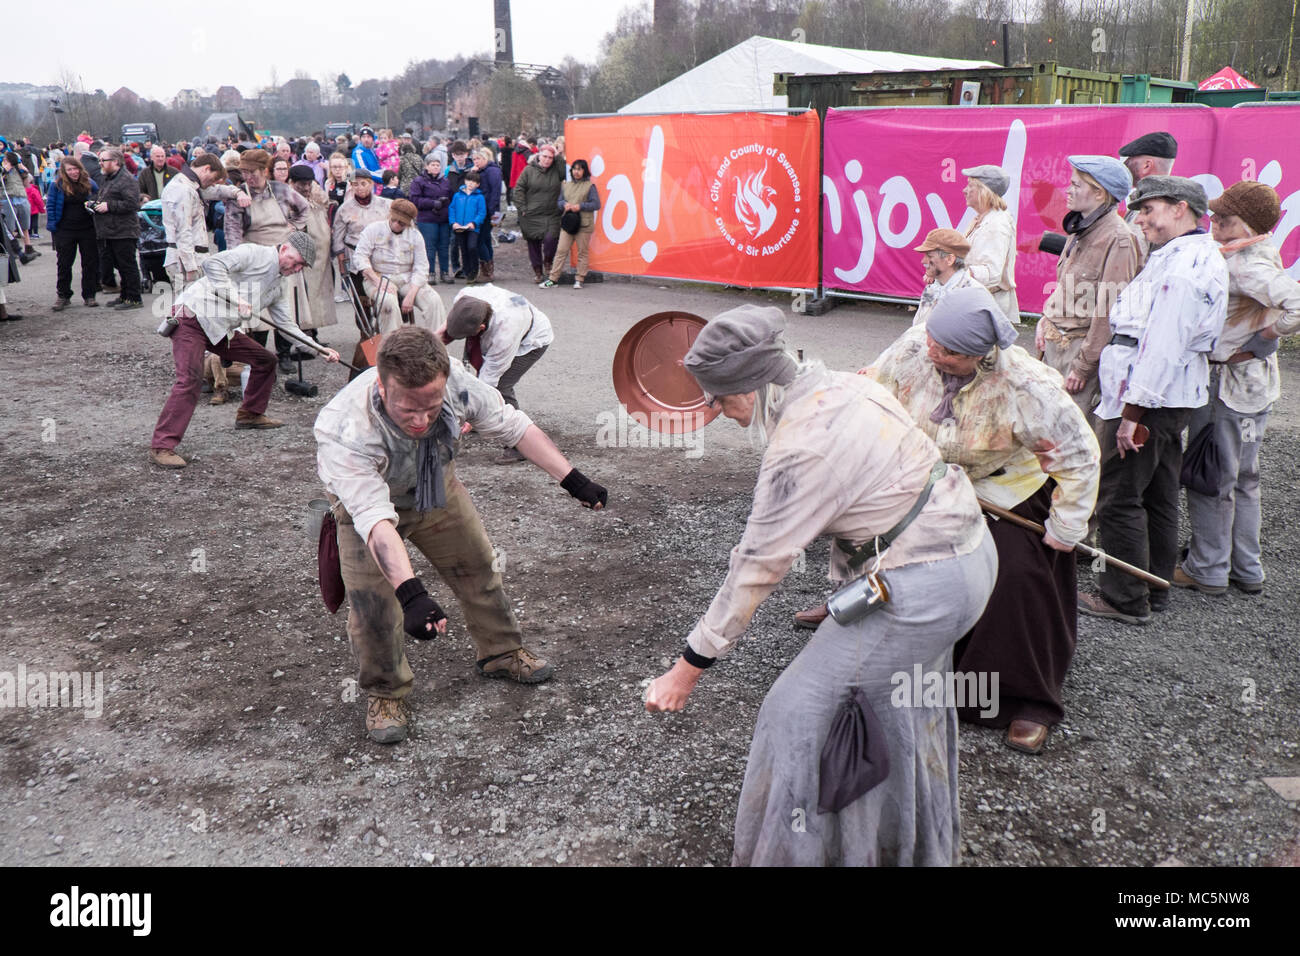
[{"x1": 84, "y1": 200, "x2": 99, "y2": 214}]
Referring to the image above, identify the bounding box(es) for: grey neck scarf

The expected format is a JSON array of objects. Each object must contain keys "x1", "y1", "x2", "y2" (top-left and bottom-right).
[{"x1": 371, "y1": 385, "x2": 460, "y2": 512}]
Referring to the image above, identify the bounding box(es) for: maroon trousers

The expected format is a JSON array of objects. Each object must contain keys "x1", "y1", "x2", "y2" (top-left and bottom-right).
[{"x1": 151, "y1": 313, "x2": 276, "y2": 451}]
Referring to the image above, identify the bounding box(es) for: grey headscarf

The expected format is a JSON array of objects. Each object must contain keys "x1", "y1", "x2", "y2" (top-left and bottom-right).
[
  {"x1": 926, "y1": 286, "x2": 1018, "y2": 357},
  {"x1": 683, "y1": 305, "x2": 798, "y2": 397}
]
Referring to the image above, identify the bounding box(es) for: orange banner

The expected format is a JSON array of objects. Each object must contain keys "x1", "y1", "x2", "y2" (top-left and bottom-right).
[{"x1": 565, "y1": 112, "x2": 820, "y2": 289}]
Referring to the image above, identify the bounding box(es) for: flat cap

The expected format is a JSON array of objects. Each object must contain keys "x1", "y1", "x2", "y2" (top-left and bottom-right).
[
  {"x1": 1068, "y1": 155, "x2": 1133, "y2": 202},
  {"x1": 961, "y1": 164, "x2": 1011, "y2": 197},
  {"x1": 1118, "y1": 131, "x2": 1177, "y2": 159},
  {"x1": 913, "y1": 228, "x2": 971, "y2": 257},
  {"x1": 288, "y1": 163, "x2": 315, "y2": 182},
  {"x1": 1129, "y1": 175, "x2": 1208, "y2": 218},
  {"x1": 284, "y1": 229, "x2": 316, "y2": 268},
  {"x1": 446, "y1": 295, "x2": 492, "y2": 339}
]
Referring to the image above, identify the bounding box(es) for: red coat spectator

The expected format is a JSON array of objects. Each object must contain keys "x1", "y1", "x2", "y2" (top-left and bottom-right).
[{"x1": 25, "y1": 180, "x2": 46, "y2": 215}]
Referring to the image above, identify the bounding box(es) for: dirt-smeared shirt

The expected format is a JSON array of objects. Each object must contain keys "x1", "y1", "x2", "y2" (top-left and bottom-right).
[
  {"x1": 1097, "y1": 230, "x2": 1228, "y2": 419},
  {"x1": 315, "y1": 365, "x2": 532, "y2": 545},
  {"x1": 1214, "y1": 235, "x2": 1300, "y2": 414},
  {"x1": 685, "y1": 366, "x2": 987, "y2": 661},
  {"x1": 866, "y1": 326, "x2": 1100, "y2": 546}
]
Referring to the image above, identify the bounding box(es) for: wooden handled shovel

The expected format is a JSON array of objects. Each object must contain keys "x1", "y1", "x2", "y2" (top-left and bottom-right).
[{"x1": 977, "y1": 497, "x2": 1170, "y2": 590}]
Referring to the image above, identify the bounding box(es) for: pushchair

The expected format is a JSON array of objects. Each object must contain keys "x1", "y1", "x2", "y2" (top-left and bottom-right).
[{"x1": 137, "y1": 199, "x2": 169, "y2": 293}]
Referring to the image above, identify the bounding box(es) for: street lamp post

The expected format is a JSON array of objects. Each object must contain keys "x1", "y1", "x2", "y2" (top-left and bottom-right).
[{"x1": 49, "y1": 96, "x2": 65, "y2": 141}]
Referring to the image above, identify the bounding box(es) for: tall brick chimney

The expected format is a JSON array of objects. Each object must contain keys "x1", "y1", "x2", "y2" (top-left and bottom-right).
[{"x1": 494, "y1": 0, "x2": 514, "y2": 64}]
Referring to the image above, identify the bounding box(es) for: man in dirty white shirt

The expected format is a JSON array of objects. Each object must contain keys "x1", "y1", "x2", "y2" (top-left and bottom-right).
[{"x1": 314, "y1": 326, "x2": 608, "y2": 744}]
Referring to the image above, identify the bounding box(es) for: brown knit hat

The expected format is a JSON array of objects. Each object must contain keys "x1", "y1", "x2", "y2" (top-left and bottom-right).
[
  {"x1": 238, "y1": 147, "x2": 270, "y2": 172},
  {"x1": 389, "y1": 198, "x2": 417, "y2": 226},
  {"x1": 1209, "y1": 181, "x2": 1281, "y2": 236}
]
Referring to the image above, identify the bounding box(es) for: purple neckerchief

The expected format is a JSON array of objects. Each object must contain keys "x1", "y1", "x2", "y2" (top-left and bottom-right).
[{"x1": 930, "y1": 370, "x2": 977, "y2": 424}]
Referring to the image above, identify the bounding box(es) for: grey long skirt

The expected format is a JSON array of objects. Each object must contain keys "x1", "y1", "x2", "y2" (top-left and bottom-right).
[{"x1": 732, "y1": 530, "x2": 998, "y2": 866}]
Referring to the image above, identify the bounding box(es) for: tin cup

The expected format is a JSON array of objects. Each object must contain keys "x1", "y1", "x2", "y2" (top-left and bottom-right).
[
  {"x1": 826, "y1": 572, "x2": 891, "y2": 626},
  {"x1": 306, "y1": 498, "x2": 330, "y2": 543}
]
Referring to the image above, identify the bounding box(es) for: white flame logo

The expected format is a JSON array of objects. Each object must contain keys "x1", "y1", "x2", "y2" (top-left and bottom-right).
[{"x1": 733, "y1": 164, "x2": 778, "y2": 239}]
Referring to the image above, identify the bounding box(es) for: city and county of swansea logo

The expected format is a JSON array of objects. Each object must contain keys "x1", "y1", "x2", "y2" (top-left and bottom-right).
[{"x1": 710, "y1": 144, "x2": 804, "y2": 258}]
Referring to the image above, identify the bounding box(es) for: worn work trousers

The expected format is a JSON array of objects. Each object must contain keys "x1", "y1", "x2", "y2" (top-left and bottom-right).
[
  {"x1": 495, "y1": 345, "x2": 547, "y2": 412},
  {"x1": 1182, "y1": 372, "x2": 1269, "y2": 588},
  {"x1": 363, "y1": 274, "x2": 446, "y2": 334},
  {"x1": 1097, "y1": 406, "x2": 1191, "y2": 616},
  {"x1": 150, "y1": 313, "x2": 276, "y2": 450},
  {"x1": 332, "y1": 466, "x2": 522, "y2": 699}
]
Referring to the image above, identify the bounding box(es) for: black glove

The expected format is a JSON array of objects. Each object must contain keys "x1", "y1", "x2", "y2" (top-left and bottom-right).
[
  {"x1": 395, "y1": 577, "x2": 446, "y2": 639},
  {"x1": 561, "y1": 468, "x2": 608, "y2": 509}
]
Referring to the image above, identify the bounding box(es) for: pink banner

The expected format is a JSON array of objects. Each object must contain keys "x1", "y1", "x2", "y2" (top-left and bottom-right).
[{"x1": 821, "y1": 105, "x2": 1300, "y2": 313}]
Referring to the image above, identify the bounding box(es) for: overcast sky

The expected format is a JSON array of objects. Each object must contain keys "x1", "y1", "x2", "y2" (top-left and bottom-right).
[{"x1": 16, "y1": 0, "x2": 641, "y2": 102}]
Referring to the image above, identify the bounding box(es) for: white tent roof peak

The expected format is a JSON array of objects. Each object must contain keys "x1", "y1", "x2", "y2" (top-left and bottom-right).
[{"x1": 618, "y1": 34, "x2": 999, "y2": 114}]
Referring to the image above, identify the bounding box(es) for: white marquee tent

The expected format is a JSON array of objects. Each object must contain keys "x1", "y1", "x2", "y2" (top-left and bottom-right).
[{"x1": 619, "y1": 35, "x2": 1000, "y2": 114}]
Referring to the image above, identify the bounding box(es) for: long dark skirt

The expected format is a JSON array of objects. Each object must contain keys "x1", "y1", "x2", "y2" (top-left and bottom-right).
[{"x1": 953, "y1": 480, "x2": 1076, "y2": 728}]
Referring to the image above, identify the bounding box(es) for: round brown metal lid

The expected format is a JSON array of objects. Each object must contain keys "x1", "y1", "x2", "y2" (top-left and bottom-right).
[{"x1": 612, "y1": 311, "x2": 720, "y2": 434}]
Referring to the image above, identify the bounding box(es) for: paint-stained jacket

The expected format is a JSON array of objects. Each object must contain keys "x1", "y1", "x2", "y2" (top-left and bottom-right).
[
  {"x1": 331, "y1": 193, "x2": 392, "y2": 267},
  {"x1": 176, "y1": 243, "x2": 299, "y2": 346},
  {"x1": 1213, "y1": 235, "x2": 1300, "y2": 414},
  {"x1": 1041, "y1": 207, "x2": 1142, "y2": 380},
  {"x1": 451, "y1": 284, "x2": 554, "y2": 388},
  {"x1": 867, "y1": 326, "x2": 1100, "y2": 547},
  {"x1": 964, "y1": 207, "x2": 1018, "y2": 322},
  {"x1": 1097, "y1": 230, "x2": 1228, "y2": 419}
]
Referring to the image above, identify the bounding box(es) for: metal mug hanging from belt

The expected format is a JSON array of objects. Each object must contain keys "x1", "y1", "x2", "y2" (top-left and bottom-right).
[{"x1": 826, "y1": 565, "x2": 891, "y2": 626}]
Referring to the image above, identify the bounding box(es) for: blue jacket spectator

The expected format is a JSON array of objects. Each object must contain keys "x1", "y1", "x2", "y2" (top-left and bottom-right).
[
  {"x1": 351, "y1": 128, "x2": 384, "y2": 184},
  {"x1": 45, "y1": 175, "x2": 97, "y2": 233},
  {"x1": 449, "y1": 184, "x2": 486, "y2": 231}
]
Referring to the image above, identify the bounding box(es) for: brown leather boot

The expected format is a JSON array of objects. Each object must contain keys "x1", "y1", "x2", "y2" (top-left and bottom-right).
[
  {"x1": 234, "y1": 411, "x2": 284, "y2": 429},
  {"x1": 532, "y1": 267, "x2": 544, "y2": 283},
  {"x1": 366, "y1": 695, "x2": 410, "y2": 744},
  {"x1": 793, "y1": 601, "x2": 829, "y2": 629}
]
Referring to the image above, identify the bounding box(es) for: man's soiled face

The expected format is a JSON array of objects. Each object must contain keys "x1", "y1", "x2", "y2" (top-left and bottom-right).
[
  {"x1": 352, "y1": 177, "x2": 374, "y2": 199},
  {"x1": 277, "y1": 245, "x2": 305, "y2": 275},
  {"x1": 377, "y1": 373, "x2": 448, "y2": 438},
  {"x1": 922, "y1": 249, "x2": 956, "y2": 282},
  {"x1": 1135, "y1": 197, "x2": 1194, "y2": 246}
]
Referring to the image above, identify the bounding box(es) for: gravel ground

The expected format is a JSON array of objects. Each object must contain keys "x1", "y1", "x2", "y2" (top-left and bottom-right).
[{"x1": 0, "y1": 223, "x2": 1297, "y2": 867}]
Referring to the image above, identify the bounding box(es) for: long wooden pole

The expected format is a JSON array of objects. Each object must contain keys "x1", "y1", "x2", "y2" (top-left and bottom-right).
[{"x1": 978, "y1": 498, "x2": 1170, "y2": 590}]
